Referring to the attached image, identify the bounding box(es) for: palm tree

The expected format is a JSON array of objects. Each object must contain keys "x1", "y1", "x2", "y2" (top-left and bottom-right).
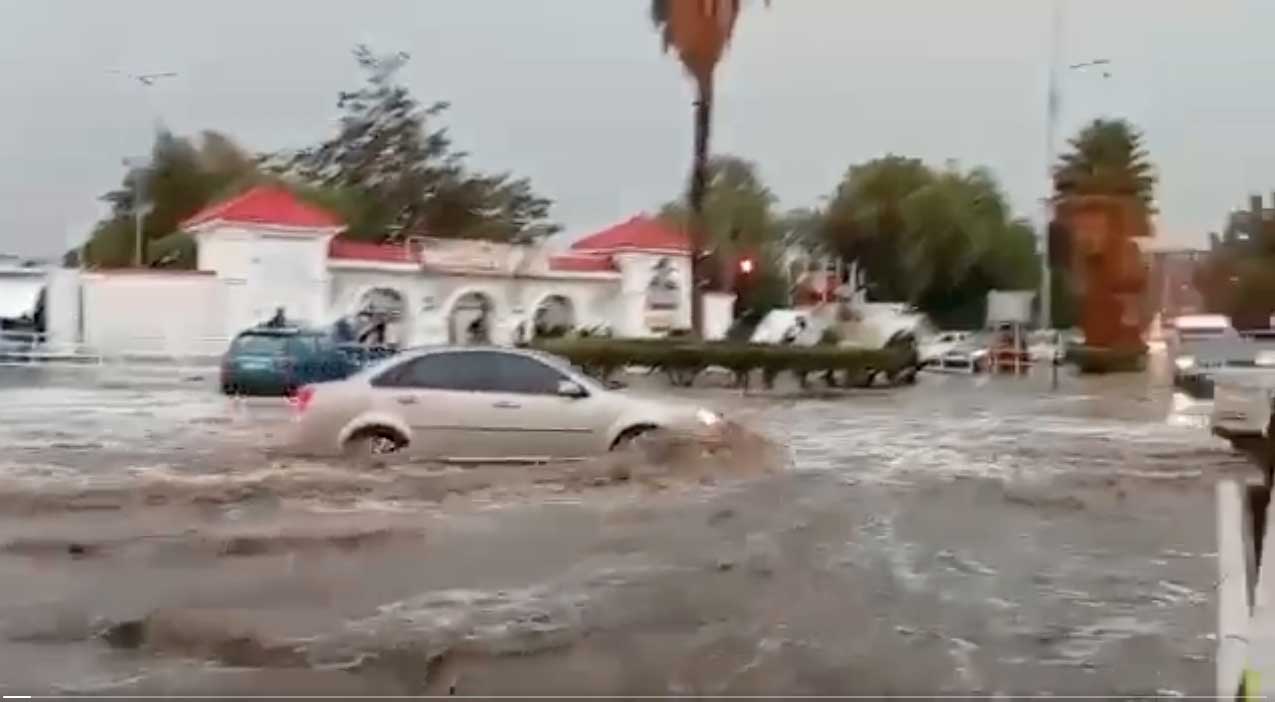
[
  {"x1": 1053, "y1": 118, "x2": 1156, "y2": 207},
  {"x1": 651, "y1": 0, "x2": 744, "y2": 334}
]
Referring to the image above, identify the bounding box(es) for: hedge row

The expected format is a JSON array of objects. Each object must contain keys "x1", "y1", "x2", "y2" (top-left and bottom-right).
[
  {"x1": 1065, "y1": 344, "x2": 1148, "y2": 374},
  {"x1": 532, "y1": 338, "x2": 919, "y2": 389}
]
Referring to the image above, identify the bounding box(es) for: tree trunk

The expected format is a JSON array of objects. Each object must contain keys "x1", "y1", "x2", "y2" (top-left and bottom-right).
[{"x1": 688, "y1": 80, "x2": 713, "y2": 338}]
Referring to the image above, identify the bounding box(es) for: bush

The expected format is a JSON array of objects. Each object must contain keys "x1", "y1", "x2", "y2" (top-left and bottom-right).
[
  {"x1": 535, "y1": 324, "x2": 571, "y2": 339},
  {"x1": 1065, "y1": 344, "x2": 1147, "y2": 374},
  {"x1": 532, "y1": 338, "x2": 917, "y2": 389}
]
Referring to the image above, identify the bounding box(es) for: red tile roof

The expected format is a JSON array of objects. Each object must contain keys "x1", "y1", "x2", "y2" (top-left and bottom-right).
[
  {"x1": 570, "y1": 215, "x2": 691, "y2": 254},
  {"x1": 182, "y1": 185, "x2": 343, "y2": 231},
  {"x1": 328, "y1": 239, "x2": 420, "y2": 264},
  {"x1": 548, "y1": 254, "x2": 617, "y2": 273}
]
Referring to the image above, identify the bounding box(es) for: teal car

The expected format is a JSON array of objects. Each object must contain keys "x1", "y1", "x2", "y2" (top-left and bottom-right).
[{"x1": 220, "y1": 327, "x2": 368, "y2": 396}]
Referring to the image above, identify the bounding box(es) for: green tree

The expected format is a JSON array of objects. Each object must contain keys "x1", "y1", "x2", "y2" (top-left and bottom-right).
[
  {"x1": 817, "y1": 156, "x2": 1040, "y2": 328},
  {"x1": 272, "y1": 45, "x2": 558, "y2": 243},
  {"x1": 777, "y1": 206, "x2": 827, "y2": 256},
  {"x1": 1196, "y1": 199, "x2": 1275, "y2": 329},
  {"x1": 820, "y1": 156, "x2": 932, "y2": 302},
  {"x1": 81, "y1": 130, "x2": 259, "y2": 268},
  {"x1": 657, "y1": 155, "x2": 788, "y2": 315},
  {"x1": 658, "y1": 155, "x2": 776, "y2": 252}
]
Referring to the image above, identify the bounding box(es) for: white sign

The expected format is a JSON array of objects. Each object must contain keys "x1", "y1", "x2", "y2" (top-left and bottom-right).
[
  {"x1": 417, "y1": 238, "x2": 512, "y2": 272},
  {"x1": 646, "y1": 257, "x2": 681, "y2": 311},
  {"x1": 986, "y1": 290, "x2": 1035, "y2": 325}
]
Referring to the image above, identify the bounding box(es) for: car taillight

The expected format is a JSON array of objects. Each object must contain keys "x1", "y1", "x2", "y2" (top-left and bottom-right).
[{"x1": 291, "y1": 385, "x2": 316, "y2": 414}]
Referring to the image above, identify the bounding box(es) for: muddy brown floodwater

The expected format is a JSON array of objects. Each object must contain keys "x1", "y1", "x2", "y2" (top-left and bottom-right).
[{"x1": 0, "y1": 361, "x2": 1251, "y2": 696}]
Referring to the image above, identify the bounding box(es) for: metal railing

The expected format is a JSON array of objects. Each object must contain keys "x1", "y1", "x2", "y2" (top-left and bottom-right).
[{"x1": 0, "y1": 330, "x2": 227, "y2": 375}]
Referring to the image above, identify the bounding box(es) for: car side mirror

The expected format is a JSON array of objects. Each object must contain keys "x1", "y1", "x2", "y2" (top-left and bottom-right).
[{"x1": 557, "y1": 380, "x2": 587, "y2": 398}]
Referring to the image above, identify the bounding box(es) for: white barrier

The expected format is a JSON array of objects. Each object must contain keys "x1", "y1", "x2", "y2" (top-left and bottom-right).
[
  {"x1": 1217, "y1": 479, "x2": 1254, "y2": 699},
  {"x1": 0, "y1": 331, "x2": 227, "y2": 376}
]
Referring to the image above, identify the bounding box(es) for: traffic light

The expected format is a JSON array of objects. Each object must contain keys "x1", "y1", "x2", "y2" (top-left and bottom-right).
[{"x1": 738, "y1": 257, "x2": 755, "y2": 275}]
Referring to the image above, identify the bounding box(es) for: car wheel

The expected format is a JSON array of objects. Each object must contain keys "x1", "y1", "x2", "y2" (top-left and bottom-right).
[
  {"x1": 343, "y1": 428, "x2": 406, "y2": 467},
  {"x1": 611, "y1": 425, "x2": 658, "y2": 454}
]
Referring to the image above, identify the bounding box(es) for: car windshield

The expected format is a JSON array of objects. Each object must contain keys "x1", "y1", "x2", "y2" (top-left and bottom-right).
[{"x1": 1179, "y1": 329, "x2": 1228, "y2": 341}]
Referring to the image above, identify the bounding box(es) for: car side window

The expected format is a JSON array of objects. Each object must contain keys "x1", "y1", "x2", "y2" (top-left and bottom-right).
[
  {"x1": 492, "y1": 353, "x2": 569, "y2": 395},
  {"x1": 372, "y1": 352, "x2": 498, "y2": 391},
  {"x1": 286, "y1": 336, "x2": 318, "y2": 357}
]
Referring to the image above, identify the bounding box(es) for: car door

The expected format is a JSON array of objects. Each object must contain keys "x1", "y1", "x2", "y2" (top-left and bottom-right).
[
  {"x1": 287, "y1": 334, "x2": 324, "y2": 384},
  {"x1": 368, "y1": 352, "x2": 496, "y2": 460},
  {"x1": 478, "y1": 352, "x2": 608, "y2": 459}
]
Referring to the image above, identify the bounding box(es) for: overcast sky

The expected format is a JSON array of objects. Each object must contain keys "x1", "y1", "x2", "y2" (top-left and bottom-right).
[{"x1": 2, "y1": 0, "x2": 1272, "y2": 257}]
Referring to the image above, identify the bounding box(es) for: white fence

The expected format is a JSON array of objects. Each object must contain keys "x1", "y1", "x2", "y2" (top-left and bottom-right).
[{"x1": 0, "y1": 330, "x2": 228, "y2": 376}]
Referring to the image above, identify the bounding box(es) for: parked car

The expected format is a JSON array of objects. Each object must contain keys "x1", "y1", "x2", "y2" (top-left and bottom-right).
[
  {"x1": 1175, "y1": 336, "x2": 1275, "y2": 399},
  {"x1": 919, "y1": 331, "x2": 972, "y2": 365},
  {"x1": 927, "y1": 342, "x2": 990, "y2": 373},
  {"x1": 221, "y1": 327, "x2": 369, "y2": 396},
  {"x1": 1211, "y1": 369, "x2": 1275, "y2": 466},
  {"x1": 1027, "y1": 329, "x2": 1071, "y2": 365},
  {"x1": 289, "y1": 346, "x2": 727, "y2": 462},
  {"x1": 1170, "y1": 314, "x2": 1239, "y2": 352}
]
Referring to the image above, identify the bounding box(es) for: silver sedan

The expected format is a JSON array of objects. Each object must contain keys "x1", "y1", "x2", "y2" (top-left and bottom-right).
[{"x1": 288, "y1": 346, "x2": 726, "y2": 462}]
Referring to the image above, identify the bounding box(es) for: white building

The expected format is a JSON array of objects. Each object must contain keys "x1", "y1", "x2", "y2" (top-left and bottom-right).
[{"x1": 37, "y1": 185, "x2": 736, "y2": 358}]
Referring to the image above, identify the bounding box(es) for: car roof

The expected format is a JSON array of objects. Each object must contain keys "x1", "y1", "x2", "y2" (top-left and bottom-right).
[
  {"x1": 236, "y1": 326, "x2": 325, "y2": 337},
  {"x1": 353, "y1": 345, "x2": 576, "y2": 379},
  {"x1": 1173, "y1": 314, "x2": 1233, "y2": 330},
  {"x1": 400, "y1": 345, "x2": 571, "y2": 366}
]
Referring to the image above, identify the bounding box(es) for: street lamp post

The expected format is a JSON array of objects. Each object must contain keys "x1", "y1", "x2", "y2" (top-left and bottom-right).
[
  {"x1": 1041, "y1": 0, "x2": 1062, "y2": 334},
  {"x1": 110, "y1": 70, "x2": 177, "y2": 268},
  {"x1": 122, "y1": 158, "x2": 152, "y2": 267},
  {"x1": 1042, "y1": 0, "x2": 1110, "y2": 387},
  {"x1": 1043, "y1": 54, "x2": 1110, "y2": 303}
]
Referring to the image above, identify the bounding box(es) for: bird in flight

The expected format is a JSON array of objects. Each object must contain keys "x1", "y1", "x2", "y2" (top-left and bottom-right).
[{"x1": 108, "y1": 69, "x2": 178, "y2": 86}]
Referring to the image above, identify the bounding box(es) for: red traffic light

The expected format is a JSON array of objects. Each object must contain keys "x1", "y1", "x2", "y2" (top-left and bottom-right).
[{"x1": 738, "y1": 257, "x2": 755, "y2": 274}]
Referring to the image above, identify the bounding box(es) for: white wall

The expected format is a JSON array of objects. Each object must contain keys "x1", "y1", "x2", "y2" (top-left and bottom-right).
[
  {"x1": 702, "y1": 292, "x2": 738, "y2": 341},
  {"x1": 614, "y1": 252, "x2": 693, "y2": 337},
  {"x1": 248, "y1": 235, "x2": 330, "y2": 326},
  {"x1": 196, "y1": 230, "x2": 253, "y2": 279},
  {"x1": 44, "y1": 268, "x2": 80, "y2": 349},
  {"x1": 328, "y1": 267, "x2": 622, "y2": 347},
  {"x1": 81, "y1": 273, "x2": 227, "y2": 357},
  {"x1": 196, "y1": 227, "x2": 333, "y2": 335}
]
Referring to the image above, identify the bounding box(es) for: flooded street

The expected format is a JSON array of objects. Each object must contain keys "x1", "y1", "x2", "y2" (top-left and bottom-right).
[{"x1": 0, "y1": 363, "x2": 1249, "y2": 696}]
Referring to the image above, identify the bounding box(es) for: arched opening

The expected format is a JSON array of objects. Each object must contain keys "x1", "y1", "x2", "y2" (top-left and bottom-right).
[
  {"x1": 448, "y1": 291, "x2": 496, "y2": 345},
  {"x1": 345, "y1": 287, "x2": 408, "y2": 348},
  {"x1": 533, "y1": 294, "x2": 575, "y2": 339}
]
